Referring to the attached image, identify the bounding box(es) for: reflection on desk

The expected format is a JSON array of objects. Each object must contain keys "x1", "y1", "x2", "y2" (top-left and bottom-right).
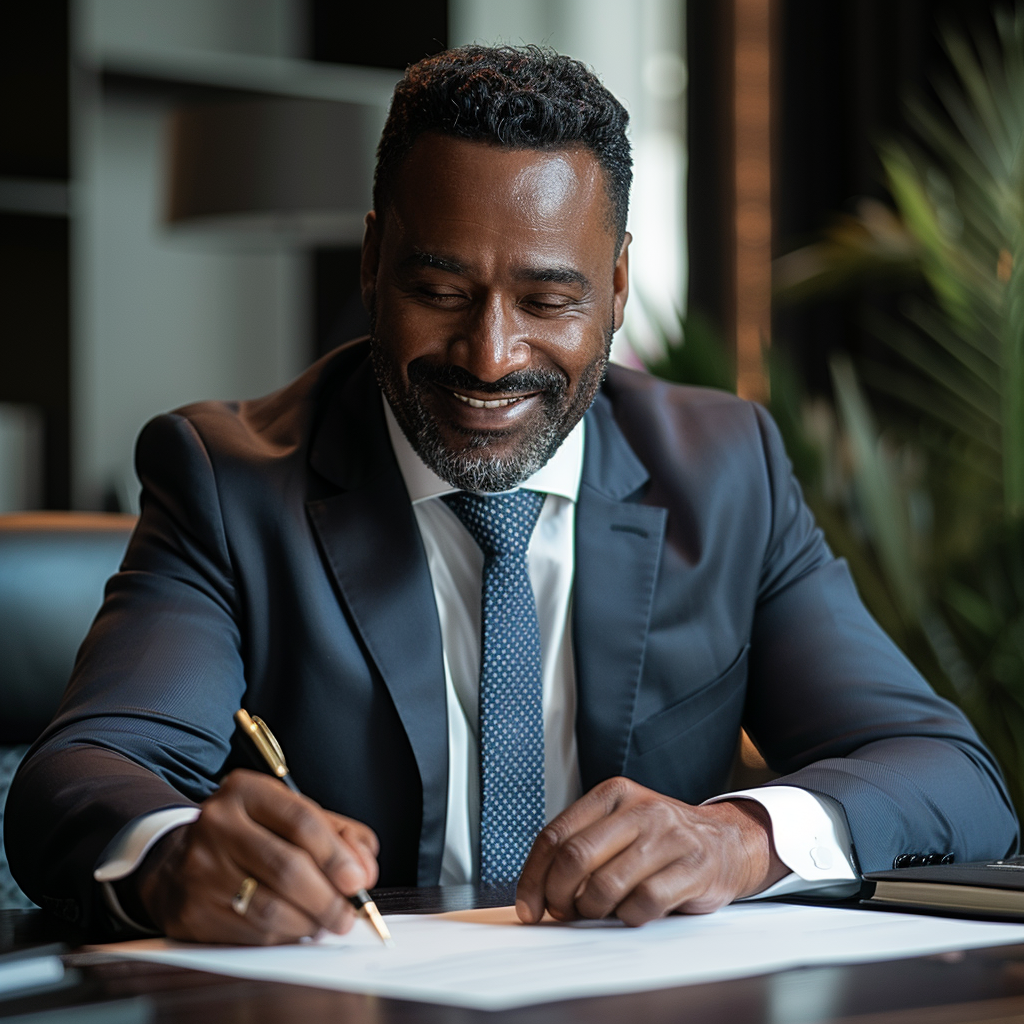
[{"x1": 4, "y1": 887, "x2": 1024, "y2": 1023}]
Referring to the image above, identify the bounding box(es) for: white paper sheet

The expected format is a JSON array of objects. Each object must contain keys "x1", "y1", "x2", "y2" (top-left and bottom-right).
[{"x1": 97, "y1": 903, "x2": 1024, "y2": 1010}]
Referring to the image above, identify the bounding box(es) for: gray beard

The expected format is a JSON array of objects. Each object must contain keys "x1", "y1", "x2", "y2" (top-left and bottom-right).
[
  {"x1": 371, "y1": 333, "x2": 610, "y2": 493},
  {"x1": 397, "y1": 399, "x2": 566, "y2": 493}
]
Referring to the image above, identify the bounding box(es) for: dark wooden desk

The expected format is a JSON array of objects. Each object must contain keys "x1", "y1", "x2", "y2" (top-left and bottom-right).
[{"x1": 6, "y1": 889, "x2": 1024, "y2": 1023}]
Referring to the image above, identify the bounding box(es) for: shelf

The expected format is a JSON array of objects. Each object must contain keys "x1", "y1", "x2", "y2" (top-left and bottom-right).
[{"x1": 87, "y1": 45, "x2": 401, "y2": 108}]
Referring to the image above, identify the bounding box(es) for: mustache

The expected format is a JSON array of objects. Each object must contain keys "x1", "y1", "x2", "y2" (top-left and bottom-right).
[{"x1": 407, "y1": 361, "x2": 568, "y2": 396}]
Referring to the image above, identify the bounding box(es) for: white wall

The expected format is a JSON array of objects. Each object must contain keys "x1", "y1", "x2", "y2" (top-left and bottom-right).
[
  {"x1": 72, "y1": 0, "x2": 309, "y2": 510},
  {"x1": 79, "y1": 0, "x2": 305, "y2": 59},
  {"x1": 449, "y1": 0, "x2": 687, "y2": 366}
]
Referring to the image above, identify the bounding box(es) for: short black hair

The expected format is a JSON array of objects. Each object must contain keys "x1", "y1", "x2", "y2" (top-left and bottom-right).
[{"x1": 374, "y1": 44, "x2": 632, "y2": 251}]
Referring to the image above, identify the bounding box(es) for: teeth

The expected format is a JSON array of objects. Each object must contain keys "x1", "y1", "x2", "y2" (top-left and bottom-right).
[{"x1": 451, "y1": 391, "x2": 525, "y2": 409}]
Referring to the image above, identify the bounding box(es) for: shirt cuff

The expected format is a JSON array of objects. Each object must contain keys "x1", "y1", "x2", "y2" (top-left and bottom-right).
[
  {"x1": 94, "y1": 806, "x2": 201, "y2": 934},
  {"x1": 704, "y1": 785, "x2": 861, "y2": 900}
]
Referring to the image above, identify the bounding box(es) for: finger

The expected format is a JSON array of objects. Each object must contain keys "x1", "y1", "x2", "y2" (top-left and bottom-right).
[
  {"x1": 517, "y1": 778, "x2": 634, "y2": 923},
  {"x1": 325, "y1": 812, "x2": 381, "y2": 886},
  {"x1": 613, "y1": 861, "x2": 729, "y2": 927},
  {"x1": 324, "y1": 813, "x2": 380, "y2": 857},
  {"x1": 225, "y1": 816, "x2": 361, "y2": 935},
  {"x1": 229, "y1": 875, "x2": 326, "y2": 942},
  {"x1": 540, "y1": 810, "x2": 641, "y2": 921},
  {"x1": 224, "y1": 875, "x2": 322, "y2": 944},
  {"x1": 161, "y1": 858, "x2": 321, "y2": 946},
  {"x1": 198, "y1": 785, "x2": 361, "y2": 935},
  {"x1": 231, "y1": 775, "x2": 376, "y2": 898},
  {"x1": 573, "y1": 832, "x2": 698, "y2": 921}
]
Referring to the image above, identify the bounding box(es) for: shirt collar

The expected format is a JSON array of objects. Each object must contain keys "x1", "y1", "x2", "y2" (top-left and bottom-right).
[{"x1": 383, "y1": 396, "x2": 584, "y2": 505}]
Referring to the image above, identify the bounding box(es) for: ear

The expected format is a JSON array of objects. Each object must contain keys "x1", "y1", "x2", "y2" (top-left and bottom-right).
[
  {"x1": 360, "y1": 210, "x2": 381, "y2": 313},
  {"x1": 612, "y1": 231, "x2": 631, "y2": 332}
]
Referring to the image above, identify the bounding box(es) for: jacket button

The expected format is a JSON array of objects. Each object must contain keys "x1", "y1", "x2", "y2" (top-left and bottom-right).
[{"x1": 893, "y1": 854, "x2": 913, "y2": 868}]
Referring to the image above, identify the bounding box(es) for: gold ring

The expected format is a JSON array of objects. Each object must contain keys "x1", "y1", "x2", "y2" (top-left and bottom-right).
[{"x1": 231, "y1": 876, "x2": 258, "y2": 917}]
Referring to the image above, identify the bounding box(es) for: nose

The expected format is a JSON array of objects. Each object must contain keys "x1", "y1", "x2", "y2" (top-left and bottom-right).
[{"x1": 450, "y1": 293, "x2": 531, "y2": 384}]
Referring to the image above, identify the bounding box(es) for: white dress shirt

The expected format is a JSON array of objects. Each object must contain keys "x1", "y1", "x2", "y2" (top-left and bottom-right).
[{"x1": 96, "y1": 396, "x2": 859, "y2": 927}]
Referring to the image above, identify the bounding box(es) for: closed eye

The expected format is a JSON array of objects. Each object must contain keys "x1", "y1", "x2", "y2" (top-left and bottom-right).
[
  {"x1": 519, "y1": 294, "x2": 582, "y2": 315},
  {"x1": 415, "y1": 287, "x2": 470, "y2": 308}
]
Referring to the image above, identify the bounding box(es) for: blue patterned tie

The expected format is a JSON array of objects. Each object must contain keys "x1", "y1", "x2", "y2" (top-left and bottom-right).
[{"x1": 442, "y1": 488, "x2": 547, "y2": 884}]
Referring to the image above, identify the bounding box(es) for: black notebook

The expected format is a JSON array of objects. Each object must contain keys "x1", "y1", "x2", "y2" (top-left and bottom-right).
[{"x1": 864, "y1": 856, "x2": 1024, "y2": 919}]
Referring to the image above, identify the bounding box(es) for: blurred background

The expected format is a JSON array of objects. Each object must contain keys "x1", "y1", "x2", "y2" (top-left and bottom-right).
[
  {"x1": 6, "y1": 0, "x2": 1024, "y2": 805},
  {"x1": 0, "y1": 0, "x2": 980, "y2": 514}
]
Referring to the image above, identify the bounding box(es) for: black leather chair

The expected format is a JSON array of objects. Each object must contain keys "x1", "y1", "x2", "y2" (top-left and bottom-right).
[{"x1": 0, "y1": 511, "x2": 135, "y2": 908}]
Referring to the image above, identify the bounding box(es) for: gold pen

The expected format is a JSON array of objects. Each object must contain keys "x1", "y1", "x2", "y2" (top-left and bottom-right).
[{"x1": 234, "y1": 708, "x2": 394, "y2": 948}]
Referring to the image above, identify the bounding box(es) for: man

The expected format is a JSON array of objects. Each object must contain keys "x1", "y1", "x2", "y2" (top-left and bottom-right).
[{"x1": 6, "y1": 46, "x2": 1017, "y2": 943}]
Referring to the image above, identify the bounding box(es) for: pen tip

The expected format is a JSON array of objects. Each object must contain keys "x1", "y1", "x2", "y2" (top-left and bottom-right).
[{"x1": 362, "y1": 901, "x2": 394, "y2": 949}]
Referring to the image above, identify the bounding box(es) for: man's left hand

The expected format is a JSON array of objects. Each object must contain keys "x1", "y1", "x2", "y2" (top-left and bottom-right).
[{"x1": 515, "y1": 777, "x2": 789, "y2": 926}]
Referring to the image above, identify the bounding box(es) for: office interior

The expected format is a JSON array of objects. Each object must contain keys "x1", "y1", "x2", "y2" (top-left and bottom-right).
[
  {"x1": 1, "y1": 0, "x2": 983, "y2": 514},
  {"x1": 1, "y1": 0, "x2": 1016, "y2": 911}
]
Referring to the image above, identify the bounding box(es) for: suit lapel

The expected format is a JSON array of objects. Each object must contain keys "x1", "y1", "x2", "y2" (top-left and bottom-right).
[
  {"x1": 573, "y1": 393, "x2": 667, "y2": 790},
  {"x1": 306, "y1": 357, "x2": 447, "y2": 885}
]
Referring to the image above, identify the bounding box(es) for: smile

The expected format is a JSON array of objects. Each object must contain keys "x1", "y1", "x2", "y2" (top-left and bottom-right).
[{"x1": 449, "y1": 390, "x2": 535, "y2": 409}]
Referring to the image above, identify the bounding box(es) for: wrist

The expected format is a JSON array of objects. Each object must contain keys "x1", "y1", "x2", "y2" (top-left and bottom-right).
[
  {"x1": 713, "y1": 798, "x2": 789, "y2": 896},
  {"x1": 133, "y1": 826, "x2": 188, "y2": 932}
]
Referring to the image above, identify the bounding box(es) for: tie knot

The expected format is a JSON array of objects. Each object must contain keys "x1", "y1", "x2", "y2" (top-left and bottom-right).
[{"x1": 442, "y1": 489, "x2": 546, "y2": 558}]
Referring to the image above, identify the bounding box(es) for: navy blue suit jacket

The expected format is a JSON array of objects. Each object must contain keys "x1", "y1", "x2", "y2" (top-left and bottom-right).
[{"x1": 7, "y1": 340, "x2": 1018, "y2": 930}]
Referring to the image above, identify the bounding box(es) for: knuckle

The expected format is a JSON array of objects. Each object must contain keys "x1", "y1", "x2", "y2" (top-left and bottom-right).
[
  {"x1": 559, "y1": 836, "x2": 594, "y2": 872},
  {"x1": 250, "y1": 894, "x2": 287, "y2": 932},
  {"x1": 618, "y1": 879, "x2": 669, "y2": 926},
  {"x1": 599, "y1": 776, "x2": 635, "y2": 802},
  {"x1": 320, "y1": 843, "x2": 347, "y2": 870},
  {"x1": 352, "y1": 824, "x2": 380, "y2": 857},
  {"x1": 215, "y1": 772, "x2": 240, "y2": 795},
  {"x1": 536, "y1": 824, "x2": 563, "y2": 851},
  {"x1": 220, "y1": 768, "x2": 256, "y2": 794},
  {"x1": 631, "y1": 878, "x2": 666, "y2": 917},
  {"x1": 284, "y1": 803, "x2": 322, "y2": 842},
  {"x1": 584, "y1": 870, "x2": 623, "y2": 907},
  {"x1": 321, "y1": 844, "x2": 357, "y2": 879},
  {"x1": 633, "y1": 798, "x2": 684, "y2": 838},
  {"x1": 196, "y1": 800, "x2": 228, "y2": 830}
]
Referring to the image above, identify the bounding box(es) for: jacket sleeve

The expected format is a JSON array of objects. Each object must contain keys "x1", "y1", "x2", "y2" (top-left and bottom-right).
[
  {"x1": 743, "y1": 404, "x2": 1019, "y2": 872},
  {"x1": 4, "y1": 412, "x2": 245, "y2": 934}
]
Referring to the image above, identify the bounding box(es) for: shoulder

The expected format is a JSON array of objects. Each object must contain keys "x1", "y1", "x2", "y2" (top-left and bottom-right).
[
  {"x1": 596, "y1": 363, "x2": 780, "y2": 480},
  {"x1": 136, "y1": 338, "x2": 371, "y2": 470}
]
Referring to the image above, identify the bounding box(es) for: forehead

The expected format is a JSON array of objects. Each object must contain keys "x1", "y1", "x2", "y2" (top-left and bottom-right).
[{"x1": 382, "y1": 134, "x2": 618, "y2": 265}]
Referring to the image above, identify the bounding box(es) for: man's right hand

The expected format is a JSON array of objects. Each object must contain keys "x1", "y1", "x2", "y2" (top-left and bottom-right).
[{"x1": 131, "y1": 769, "x2": 379, "y2": 944}]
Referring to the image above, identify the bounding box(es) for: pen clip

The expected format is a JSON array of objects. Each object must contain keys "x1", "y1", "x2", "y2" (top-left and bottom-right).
[{"x1": 234, "y1": 708, "x2": 290, "y2": 778}]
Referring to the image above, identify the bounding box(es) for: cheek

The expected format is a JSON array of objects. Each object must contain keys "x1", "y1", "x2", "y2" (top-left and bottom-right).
[
  {"x1": 550, "y1": 324, "x2": 610, "y2": 382},
  {"x1": 373, "y1": 297, "x2": 446, "y2": 365}
]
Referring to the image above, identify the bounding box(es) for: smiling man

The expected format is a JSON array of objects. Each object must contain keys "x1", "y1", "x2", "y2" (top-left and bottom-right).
[{"x1": 6, "y1": 46, "x2": 1017, "y2": 942}]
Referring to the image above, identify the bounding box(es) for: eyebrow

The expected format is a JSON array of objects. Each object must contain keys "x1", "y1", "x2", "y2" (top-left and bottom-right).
[
  {"x1": 401, "y1": 251, "x2": 465, "y2": 275},
  {"x1": 512, "y1": 265, "x2": 591, "y2": 290},
  {"x1": 401, "y1": 249, "x2": 591, "y2": 291}
]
